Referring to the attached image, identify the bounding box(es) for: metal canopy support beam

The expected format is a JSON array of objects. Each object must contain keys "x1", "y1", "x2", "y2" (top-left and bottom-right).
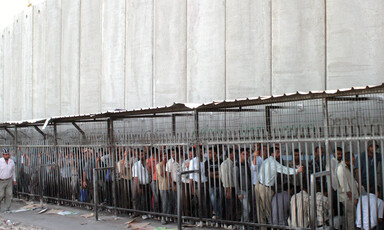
[
  {"x1": 72, "y1": 122, "x2": 85, "y2": 136},
  {"x1": 4, "y1": 127, "x2": 15, "y2": 139},
  {"x1": 34, "y1": 126, "x2": 46, "y2": 138},
  {"x1": 72, "y1": 122, "x2": 86, "y2": 144}
]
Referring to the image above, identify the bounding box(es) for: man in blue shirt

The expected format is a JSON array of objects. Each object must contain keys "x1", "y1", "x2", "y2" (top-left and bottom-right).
[{"x1": 356, "y1": 141, "x2": 381, "y2": 192}]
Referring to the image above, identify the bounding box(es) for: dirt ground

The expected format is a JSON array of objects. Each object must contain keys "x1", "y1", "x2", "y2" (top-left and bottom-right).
[
  {"x1": 0, "y1": 199, "x2": 220, "y2": 230},
  {"x1": 0, "y1": 199, "x2": 176, "y2": 230}
]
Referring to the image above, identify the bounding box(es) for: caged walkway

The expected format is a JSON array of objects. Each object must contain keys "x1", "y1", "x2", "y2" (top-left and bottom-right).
[{"x1": 0, "y1": 84, "x2": 383, "y2": 229}]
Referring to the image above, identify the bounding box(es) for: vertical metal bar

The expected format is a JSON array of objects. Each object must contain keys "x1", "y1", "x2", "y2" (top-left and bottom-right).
[
  {"x1": 93, "y1": 168, "x2": 98, "y2": 221},
  {"x1": 14, "y1": 126, "x2": 19, "y2": 196},
  {"x1": 193, "y1": 110, "x2": 202, "y2": 223},
  {"x1": 54, "y1": 123, "x2": 60, "y2": 201},
  {"x1": 322, "y1": 98, "x2": 334, "y2": 229},
  {"x1": 108, "y1": 119, "x2": 117, "y2": 216},
  {"x1": 177, "y1": 172, "x2": 183, "y2": 230},
  {"x1": 310, "y1": 174, "x2": 317, "y2": 230}
]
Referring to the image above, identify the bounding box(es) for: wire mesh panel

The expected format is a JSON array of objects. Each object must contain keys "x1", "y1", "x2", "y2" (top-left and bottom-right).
[{"x1": 1, "y1": 86, "x2": 383, "y2": 229}]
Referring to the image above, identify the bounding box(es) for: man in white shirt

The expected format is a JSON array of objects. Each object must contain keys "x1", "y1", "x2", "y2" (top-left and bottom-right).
[
  {"x1": 256, "y1": 146, "x2": 303, "y2": 229},
  {"x1": 166, "y1": 147, "x2": 183, "y2": 214},
  {"x1": 132, "y1": 149, "x2": 151, "y2": 218},
  {"x1": 0, "y1": 149, "x2": 16, "y2": 212},
  {"x1": 220, "y1": 148, "x2": 237, "y2": 222},
  {"x1": 337, "y1": 152, "x2": 359, "y2": 230},
  {"x1": 356, "y1": 189, "x2": 384, "y2": 230},
  {"x1": 189, "y1": 147, "x2": 208, "y2": 217},
  {"x1": 251, "y1": 144, "x2": 267, "y2": 187}
]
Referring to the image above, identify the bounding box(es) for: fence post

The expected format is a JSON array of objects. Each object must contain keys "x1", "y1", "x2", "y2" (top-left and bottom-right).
[
  {"x1": 322, "y1": 98, "x2": 334, "y2": 230},
  {"x1": 193, "y1": 110, "x2": 203, "y2": 226},
  {"x1": 93, "y1": 168, "x2": 98, "y2": 221},
  {"x1": 53, "y1": 123, "x2": 60, "y2": 201},
  {"x1": 310, "y1": 174, "x2": 317, "y2": 230},
  {"x1": 177, "y1": 172, "x2": 183, "y2": 230},
  {"x1": 14, "y1": 126, "x2": 19, "y2": 196},
  {"x1": 107, "y1": 119, "x2": 117, "y2": 216}
]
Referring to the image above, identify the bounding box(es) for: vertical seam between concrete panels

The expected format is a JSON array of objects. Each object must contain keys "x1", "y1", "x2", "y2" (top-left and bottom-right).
[
  {"x1": 45, "y1": 3, "x2": 48, "y2": 118},
  {"x1": 123, "y1": 0, "x2": 127, "y2": 109},
  {"x1": 100, "y1": 0, "x2": 103, "y2": 112},
  {"x1": 60, "y1": 1, "x2": 63, "y2": 116},
  {"x1": 224, "y1": 0, "x2": 227, "y2": 100},
  {"x1": 185, "y1": 0, "x2": 188, "y2": 102},
  {"x1": 270, "y1": 0, "x2": 273, "y2": 95},
  {"x1": 152, "y1": 0, "x2": 155, "y2": 107},
  {"x1": 324, "y1": 0, "x2": 328, "y2": 90},
  {"x1": 1, "y1": 32, "x2": 3, "y2": 121},
  {"x1": 31, "y1": 8, "x2": 34, "y2": 119},
  {"x1": 78, "y1": 0, "x2": 82, "y2": 114}
]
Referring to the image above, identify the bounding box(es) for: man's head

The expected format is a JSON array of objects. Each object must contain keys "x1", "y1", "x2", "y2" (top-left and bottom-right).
[
  {"x1": 2, "y1": 149, "x2": 10, "y2": 160},
  {"x1": 139, "y1": 149, "x2": 146, "y2": 161},
  {"x1": 335, "y1": 147, "x2": 343, "y2": 161},
  {"x1": 188, "y1": 147, "x2": 194, "y2": 159},
  {"x1": 294, "y1": 149, "x2": 300, "y2": 163},
  {"x1": 343, "y1": 152, "x2": 354, "y2": 167},
  {"x1": 227, "y1": 148, "x2": 234, "y2": 161},
  {"x1": 367, "y1": 141, "x2": 379, "y2": 158},
  {"x1": 240, "y1": 148, "x2": 249, "y2": 163},
  {"x1": 208, "y1": 147, "x2": 218, "y2": 161},
  {"x1": 270, "y1": 146, "x2": 280, "y2": 160},
  {"x1": 315, "y1": 146, "x2": 324, "y2": 159}
]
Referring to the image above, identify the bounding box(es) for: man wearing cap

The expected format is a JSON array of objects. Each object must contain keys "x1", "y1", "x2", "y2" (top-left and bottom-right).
[{"x1": 0, "y1": 149, "x2": 16, "y2": 212}]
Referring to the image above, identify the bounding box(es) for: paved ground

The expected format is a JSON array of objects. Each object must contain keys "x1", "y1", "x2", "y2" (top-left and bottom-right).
[{"x1": 0, "y1": 199, "x2": 219, "y2": 230}]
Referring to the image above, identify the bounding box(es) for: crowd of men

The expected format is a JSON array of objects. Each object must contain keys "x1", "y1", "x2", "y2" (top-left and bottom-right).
[{"x1": 11, "y1": 141, "x2": 384, "y2": 229}]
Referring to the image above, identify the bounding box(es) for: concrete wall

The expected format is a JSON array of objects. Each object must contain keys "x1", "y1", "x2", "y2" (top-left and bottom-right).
[{"x1": 0, "y1": 0, "x2": 383, "y2": 121}]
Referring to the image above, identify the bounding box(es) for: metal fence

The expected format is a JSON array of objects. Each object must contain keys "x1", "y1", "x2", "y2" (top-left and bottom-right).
[{"x1": 1, "y1": 85, "x2": 383, "y2": 229}]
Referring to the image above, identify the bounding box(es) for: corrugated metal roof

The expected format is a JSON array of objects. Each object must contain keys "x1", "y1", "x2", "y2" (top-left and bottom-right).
[{"x1": 0, "y1": 84, "x2": 383, "y2": 128}]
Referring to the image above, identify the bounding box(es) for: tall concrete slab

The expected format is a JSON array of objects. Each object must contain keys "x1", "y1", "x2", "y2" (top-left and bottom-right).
[
  {"x1": 101, "y1": 0, "x2": 125, "y2": 111},
  {"x1": 0, "y1": 32, "x2": 4, "y2": 122},
  {"x1": 125, "y1": 0, "x2": 153, "y2": 109},
  {"x1": 327, "y1": 1, "x2": 384, "y2": 89},
  {"x1": 32, "y1": 3, "x2": 47, "y2": 119},
  {"x1": 80, "y1": 0, "x2": 102, "y2": 114},
  {"x1": 45, "y1": 0, "x2": 62, "y2": 117},
  {"x1": 187, "y1": 0, "x2": 226, "y2": 103},
  {"x1": 272, "y1": 0, "x2": 325, "y2": 95},
  {"x1": 3, "y1": 28, "x2": 11, "y2": 121},
  {"x1": 11, "y1": 15, "x2": 23, "y2": 121},
  {"x1": 61, "y1": 0, "x2": 80, "y2": 116},
  {"x1": 226, "y1": 0, "x2": 271, "y2": 99},
  {"x1": 21, "y1": 8, "x2": 33, "y2": 120},
  {"x1": 153, "y1": 0, "x2": 187, "y2": 106}
]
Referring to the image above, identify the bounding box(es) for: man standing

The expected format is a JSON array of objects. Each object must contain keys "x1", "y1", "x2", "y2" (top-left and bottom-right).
[
  {"x1": 220, "y1": 147, "x2": 237, "y2": 225},
  {"x1": 256, "y1": 146, "x2": 303, "y2": 229},
  {"x1": 0, "y1": 149, "x2": 16, "y2": 212},
  {"x1": 356, "y1": 141, "x2": 381, "y2": 192},
  {"x1": 236, "y1": 148, "x2": 251, "y2": 222},
  {"x1": 205, "y1": 147, "x2": 222, "y2": 220},
  {"x1": 337, "y1": 152, "x2": 359, "y2": 229},
  {"x1": 132, "y1": 149, "x2": 151, "y2": 219}
]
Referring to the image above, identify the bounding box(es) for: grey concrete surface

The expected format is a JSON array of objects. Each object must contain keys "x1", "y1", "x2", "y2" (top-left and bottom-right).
[
  {"x1": 1, "y1": 0, "x2": 384, "y2": 122},
  {"x1": 1, "y1": 199, "x2": 180, "y2": 230}
]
